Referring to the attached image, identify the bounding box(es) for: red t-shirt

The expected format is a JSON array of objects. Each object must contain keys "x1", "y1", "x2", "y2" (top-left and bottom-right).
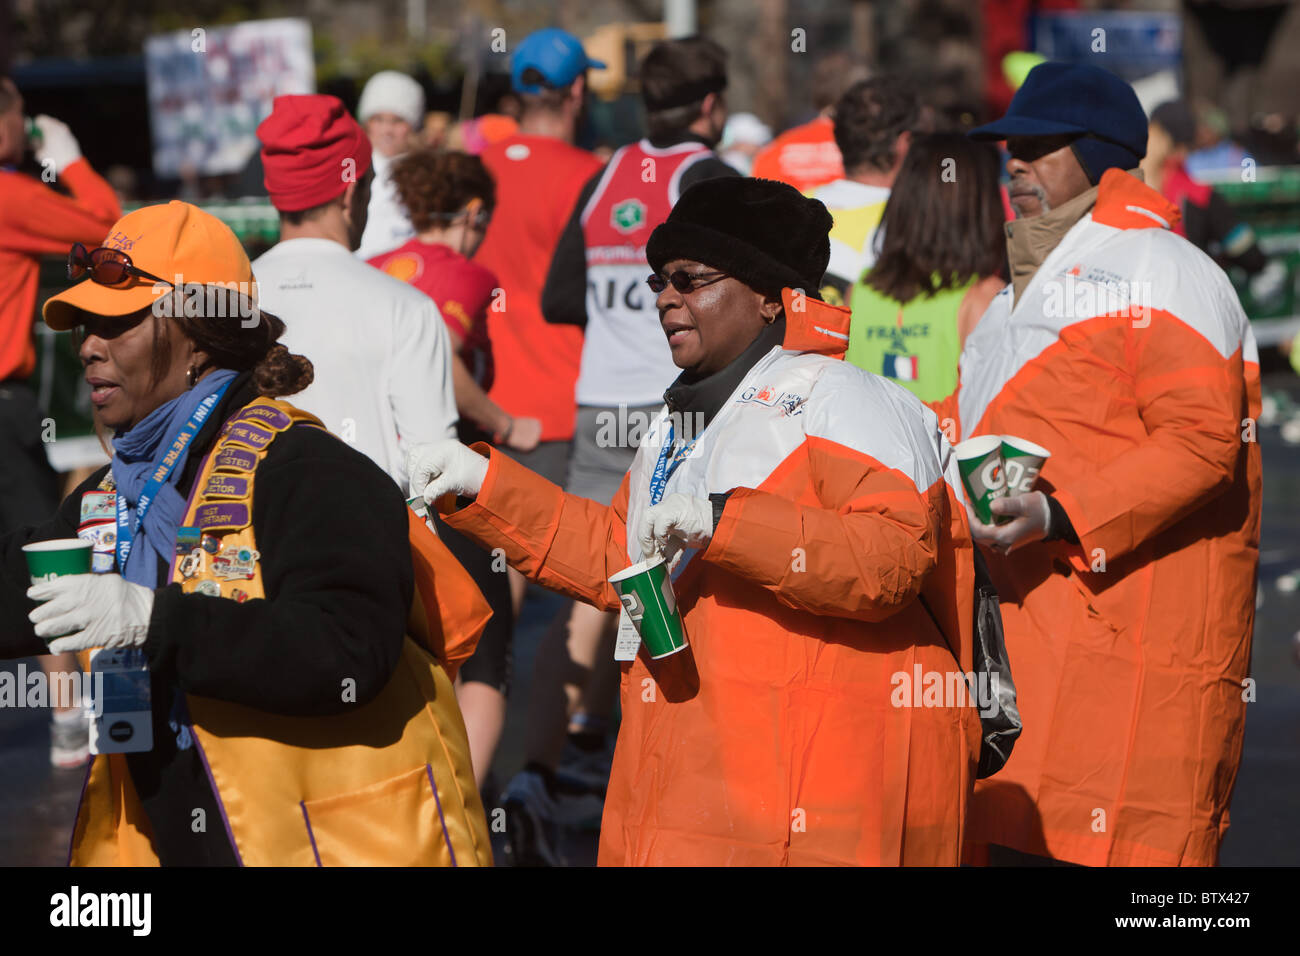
[
  {"x1": 751, "y1": 116, "x2": 843, "y2": 194},
  {"x1": 475, "y1": 134, "x2": 602, "y2": 441},
  {"x1": 369, "y1": 239, "x2": 499, "y2": 389}
]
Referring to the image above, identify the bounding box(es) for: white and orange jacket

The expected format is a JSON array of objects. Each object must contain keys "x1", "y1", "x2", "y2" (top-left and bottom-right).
[
  {"x1": 933, "y1": 169, "x2": 1262, "y2": 866},
  {"x1": 444, "y1": 291, "x2": 983, "y2": 865}
]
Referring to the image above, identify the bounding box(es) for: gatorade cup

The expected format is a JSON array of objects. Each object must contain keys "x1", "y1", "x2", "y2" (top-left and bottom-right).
[
  {"x1": 23, "y1": 540, "x2": 93, "y2": 639},
  {"x1": 1000, "y1": 436, "x2": 1051, "y2": 496},
  {"x1": 955, "y1": 435, "x2": 1007, "y2": 525},
  {"x1": 608, "y1": 554, "x2": 688, "y2": 659},
  {"x1": 22, "y1": 539, "x2": 93, "y2": 584}
]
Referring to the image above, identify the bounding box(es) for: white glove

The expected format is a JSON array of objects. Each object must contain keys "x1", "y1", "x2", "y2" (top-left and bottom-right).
[
  {"x1": 407, "y1": 439, "x2": 489, "y2": 506},
  {"x1": 28, "y1": 574, "x2": 155, "y2": 654},
  {"x1": 969, "y1": 490, "x2": 1051, "y2": 555},
  {"x1": 639, "y1": 493, "x2": 714, "y2": 562},
  {"x1": 32, "y1": 115, "x2": 82, "y2": 174}
]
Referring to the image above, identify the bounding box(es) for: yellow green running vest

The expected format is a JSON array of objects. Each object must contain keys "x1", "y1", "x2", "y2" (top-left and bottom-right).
[{"x1": 846, "y1": 277, "x2": 973, "y2": 403}]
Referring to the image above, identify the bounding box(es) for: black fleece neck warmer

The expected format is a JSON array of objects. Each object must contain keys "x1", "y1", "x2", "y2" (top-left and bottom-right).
[{"x1": 663, "y1": 315, "x2": 787, "y2": 432}]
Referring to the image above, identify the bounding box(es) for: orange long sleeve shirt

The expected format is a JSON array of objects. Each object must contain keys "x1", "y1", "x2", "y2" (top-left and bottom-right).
[{"x1": 0, "y1": 158, "x2": 121, "y2": 381}]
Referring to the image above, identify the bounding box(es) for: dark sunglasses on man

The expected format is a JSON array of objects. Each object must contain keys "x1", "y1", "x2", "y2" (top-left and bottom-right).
[
  {"x1": 67, "y1": 243, "x2": 174, "y2": 289},
  {"x1": 646, "y1": 269, "x2": 728, "y2": 294}
]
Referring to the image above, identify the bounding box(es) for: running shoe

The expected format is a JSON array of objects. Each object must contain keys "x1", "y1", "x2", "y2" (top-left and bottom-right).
[{"x1": 50, "y1": 710, "x2": 90, "y2": 769}]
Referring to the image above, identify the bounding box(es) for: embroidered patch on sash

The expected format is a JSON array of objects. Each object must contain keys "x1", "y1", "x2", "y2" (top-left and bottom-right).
[
  {"x1": 221, "y1": 422, "x2": 275, "y2": 450},
  {"x1": 203, "y1": 475, "x2": 250, "y2": 499},
  {"x1": 213, "y1": 446, "x2": 259, "y2": 473},
  {"x1": 195, "y1": 502, "x2": 250, "y2": 531},
  {"x1": 231, "y1": 405, "x2": 292, "y2": 431}
]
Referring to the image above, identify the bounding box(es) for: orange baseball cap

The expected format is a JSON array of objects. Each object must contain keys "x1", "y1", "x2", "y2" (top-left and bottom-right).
[{"x1": 43, "y1": 200, "x2": 257, "y2": 331}]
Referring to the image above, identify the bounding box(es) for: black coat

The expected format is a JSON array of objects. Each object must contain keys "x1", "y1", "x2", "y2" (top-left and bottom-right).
[{"x1": 0, "y1": 371, "x2": 413, "y2": 864}]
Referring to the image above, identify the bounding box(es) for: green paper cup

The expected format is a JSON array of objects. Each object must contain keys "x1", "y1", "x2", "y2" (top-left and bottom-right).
[
  {"x1": 608, "y1": 555, "x2": 688, "y2": 659},
  {"x1": 955, "y1": 435, "x2": 1008, "y2": 525},
  {"x1": 23, "y1": 539, "x2": 93, "y2": 585},
  {"x1": 1000, "y1": 436, "x2": 1051, "y2": 496},
  {"x1": 24, "y1": 540, "x2": 93, "y2": 639}
]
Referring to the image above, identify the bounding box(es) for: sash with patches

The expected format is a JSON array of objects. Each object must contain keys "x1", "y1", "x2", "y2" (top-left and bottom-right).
[{"x1": 172, "y1": 397, "x2": 328, "y2": 601}]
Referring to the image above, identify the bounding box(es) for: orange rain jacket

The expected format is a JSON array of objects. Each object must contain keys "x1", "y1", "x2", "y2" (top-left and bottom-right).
[
  {"x1": 0, "y1": 158, "x2": 120, "y2": 381},
  {"x1": 443, "y1": 292, "x2": 982, "y2": 865},
  {"x1": 932, "y1": 170, "x2": 1262, "y2": 866}
]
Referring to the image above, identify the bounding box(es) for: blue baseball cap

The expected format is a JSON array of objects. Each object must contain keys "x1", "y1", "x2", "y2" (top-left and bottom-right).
[
  {"x1": 970, "y1": 61, "x2": 1147, "y2": 184},
  {"x1": 511, "y1": 28, "x2": 605, "y2": 94}
]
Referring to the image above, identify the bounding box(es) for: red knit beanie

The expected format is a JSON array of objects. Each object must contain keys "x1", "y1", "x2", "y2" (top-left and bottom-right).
[{"x1": 258, "y1": 94, "x2": 373, "y2": 212}]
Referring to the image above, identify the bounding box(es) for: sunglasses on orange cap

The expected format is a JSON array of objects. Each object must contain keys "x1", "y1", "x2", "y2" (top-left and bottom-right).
[{"x1": 67, "y1": 243, "x2": 174, "y2": 289}]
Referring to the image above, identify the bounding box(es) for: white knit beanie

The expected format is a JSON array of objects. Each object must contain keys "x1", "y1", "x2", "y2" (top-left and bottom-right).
[{"x1": 357, "y1": 70, "x2": 425, "y2": 129}]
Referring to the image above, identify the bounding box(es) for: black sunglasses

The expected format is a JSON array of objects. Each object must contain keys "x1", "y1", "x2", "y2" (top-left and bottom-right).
[
  {"x1": 68, "y1": 243, "x2": 173, "y2": 289},
  {"x1": 646, "y1": 270, "x2": 729, "y2": 294},
  {"x1": 430, "y1": 202, "x2": 491, "y2": 231}
]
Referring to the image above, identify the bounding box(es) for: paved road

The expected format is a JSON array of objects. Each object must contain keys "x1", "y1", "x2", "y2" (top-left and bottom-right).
[
  {"x1": 1218, "y1": 370, "x2": 1300, "y2": 865},
  {"x1": 3, "y1": 372, "x2": 1298, "y2": 866}
]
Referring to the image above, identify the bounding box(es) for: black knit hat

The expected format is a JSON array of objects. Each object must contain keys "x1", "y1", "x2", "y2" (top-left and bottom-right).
[{"x1": 646, "y1": 177, "x2": 833, "y2": 300}]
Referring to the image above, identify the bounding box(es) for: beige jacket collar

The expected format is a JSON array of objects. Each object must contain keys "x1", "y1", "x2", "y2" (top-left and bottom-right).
[
  {"x1": 1004, "y1": 168, "x2": 1148, "y2": 307},
  {"x1": 1005, "y1": 186, "x2": 1097, "y2": 306}
]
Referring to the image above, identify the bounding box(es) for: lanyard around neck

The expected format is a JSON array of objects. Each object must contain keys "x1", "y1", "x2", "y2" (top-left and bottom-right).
[
  {"x1": 115, "y1": 381, "x2": 232, "y2": 572},
  {"x1": 648, "y1": 421, "x2": 699, "y2": 507}
]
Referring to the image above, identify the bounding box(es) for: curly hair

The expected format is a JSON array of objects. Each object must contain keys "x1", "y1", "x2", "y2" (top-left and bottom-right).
[{"x1": 389, "y1": 149, "x2": 496, "y2": 233}]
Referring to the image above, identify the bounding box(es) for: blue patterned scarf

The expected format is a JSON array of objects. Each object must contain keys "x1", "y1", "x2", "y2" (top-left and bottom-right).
[{"x1": 110, "y1": 369, "x2": 239, "y2": 588}]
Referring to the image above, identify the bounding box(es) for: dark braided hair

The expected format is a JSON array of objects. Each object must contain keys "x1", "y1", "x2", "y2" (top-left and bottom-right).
[
  {"x1": 103, "y1": 285, "x2": 313, "y2": 396},
  {"x1": 72, "y1": 292, "x2": 314, "y2": 397},
  {"x1": 169, "y1": 296, "x2": 313, "y2": 397}
]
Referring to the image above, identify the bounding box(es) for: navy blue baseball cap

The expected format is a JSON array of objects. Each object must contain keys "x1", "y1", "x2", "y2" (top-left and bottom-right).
[
  {"x1": 511, "y1": 28, "x2": 606, "y2": 94},
  {"x1": 970, "y1": 61, "x2": 1147, "y2": 184}
]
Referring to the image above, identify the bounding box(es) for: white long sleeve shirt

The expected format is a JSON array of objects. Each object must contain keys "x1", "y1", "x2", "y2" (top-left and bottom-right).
[
  {"x1": 355, "y1": 151, "x2": 415, "y2": 260},
  {"x1": 252, "y1": 237, "x2": 456, "y2": 488}
]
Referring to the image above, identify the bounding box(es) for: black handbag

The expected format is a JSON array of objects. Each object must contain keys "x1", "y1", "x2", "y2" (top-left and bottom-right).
[{"x1": 920, "y1": 546, "x2": 1022, "y2": 778}]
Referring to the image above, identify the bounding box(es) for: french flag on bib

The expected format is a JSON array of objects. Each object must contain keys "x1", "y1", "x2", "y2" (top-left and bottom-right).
[{"x1": 883, "y1": 353, "x2": 918, "y2": 381}]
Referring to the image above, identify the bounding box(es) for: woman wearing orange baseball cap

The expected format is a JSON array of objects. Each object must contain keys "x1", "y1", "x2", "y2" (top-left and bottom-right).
[{"x1": 0, "y1": 200, "x2": 493, "y2": 866}]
